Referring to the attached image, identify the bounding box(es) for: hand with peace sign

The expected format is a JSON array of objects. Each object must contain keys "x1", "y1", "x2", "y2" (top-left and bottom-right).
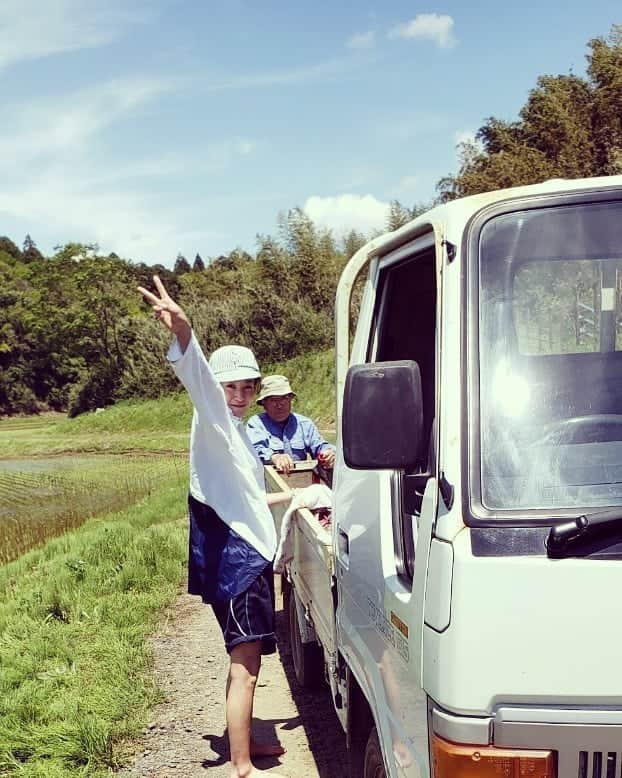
[{"x1": 137, "y1": 275, "x2": 192, "y2": 352}]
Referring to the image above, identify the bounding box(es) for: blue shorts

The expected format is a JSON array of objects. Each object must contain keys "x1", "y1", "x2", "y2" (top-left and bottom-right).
[
  {"x1": 187, "y1": 495, "x2": 269, "y2": 603},
  {"x1": 211, "y1": 564, "x2": 277, "y2": 655}
]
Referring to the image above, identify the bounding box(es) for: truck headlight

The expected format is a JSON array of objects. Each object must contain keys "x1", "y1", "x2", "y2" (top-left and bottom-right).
[{"x1": 432, "y1": 733, "x2": 555, "y2": 777}]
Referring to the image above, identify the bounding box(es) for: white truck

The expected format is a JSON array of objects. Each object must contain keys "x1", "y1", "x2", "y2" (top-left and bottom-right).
[{"x1": 267, "y1": 174, "x2": 622, "y2": 778}]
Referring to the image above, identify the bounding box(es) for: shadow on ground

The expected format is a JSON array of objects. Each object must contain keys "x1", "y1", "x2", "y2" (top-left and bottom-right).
[{"x1": 272, "y1": 599, "x2": 349, "y2": 778}]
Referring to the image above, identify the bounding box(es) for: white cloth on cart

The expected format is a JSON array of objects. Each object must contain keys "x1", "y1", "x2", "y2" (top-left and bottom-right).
[{"x1": 273, "y1": 483, "x2": 332, "y2": 573}]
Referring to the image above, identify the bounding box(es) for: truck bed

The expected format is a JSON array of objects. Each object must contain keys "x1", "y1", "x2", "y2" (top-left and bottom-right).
[{"x1": 265, "y1": 463, "x2": 335, "y2": 659}]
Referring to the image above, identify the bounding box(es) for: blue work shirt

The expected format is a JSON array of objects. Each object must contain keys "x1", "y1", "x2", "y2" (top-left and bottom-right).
[
  {"x1": 246, "y1": 411, "x2": 335, "y2": 464},
  {"x1": 187, "y1": 494, "x2": 270, "y2": 603}
]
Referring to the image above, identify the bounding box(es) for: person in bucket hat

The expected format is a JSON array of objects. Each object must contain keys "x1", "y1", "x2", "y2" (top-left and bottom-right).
[
  {"x1": 138, "y1": 276, "x2": 291, "y2": 778},
  {"x1": 247, "y1": 374, "x2": 336, "y2": 475}
]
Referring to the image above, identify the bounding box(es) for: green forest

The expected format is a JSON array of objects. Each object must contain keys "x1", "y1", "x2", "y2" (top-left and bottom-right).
[{"x1": 1, "y1": 26, "x2": 621, "y2": 418}]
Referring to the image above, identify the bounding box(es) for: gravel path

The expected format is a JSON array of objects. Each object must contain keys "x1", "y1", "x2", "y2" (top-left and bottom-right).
[{"x1": 118, "y1": 581, "x2": 348, "y2": 777}]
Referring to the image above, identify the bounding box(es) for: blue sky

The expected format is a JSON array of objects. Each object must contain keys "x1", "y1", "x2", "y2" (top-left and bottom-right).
[{"x1": 0, "y1": 1, "x2": 619, "y2": 266}]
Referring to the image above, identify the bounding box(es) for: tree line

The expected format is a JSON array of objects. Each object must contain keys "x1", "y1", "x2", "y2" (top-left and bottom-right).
[
  {"x1": 1, "y1": 26, "x2": 620, "y2": 417},
  {"x1": 0, "y1": 215, "x2": 370, "y2": 417}
]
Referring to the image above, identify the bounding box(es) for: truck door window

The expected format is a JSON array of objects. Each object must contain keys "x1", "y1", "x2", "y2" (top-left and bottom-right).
[{"x1": 374, "y1": 246, "x2": 437, "y2": 579}]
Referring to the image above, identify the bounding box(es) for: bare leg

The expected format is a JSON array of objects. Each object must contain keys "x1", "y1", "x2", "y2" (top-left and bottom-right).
[{"x1": 226, "y1": 641, "x2": 285, "y2": 778}]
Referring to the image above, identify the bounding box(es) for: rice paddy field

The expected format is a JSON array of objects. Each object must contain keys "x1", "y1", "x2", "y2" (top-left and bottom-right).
[
  {"x1": 0, "y1": 453, "x2": 186, "y2": 564},
  {"x1": 0, "y1": 411, "x2": 189, "y2": 564}
]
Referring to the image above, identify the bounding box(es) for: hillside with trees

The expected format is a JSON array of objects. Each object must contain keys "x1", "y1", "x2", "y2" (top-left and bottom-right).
[
  {"x1": 0, "y1": 212, "x2": 356, "y2": 417},
  {"x1": 1, "y1": 26, "x2": 620, "y2": 417}
]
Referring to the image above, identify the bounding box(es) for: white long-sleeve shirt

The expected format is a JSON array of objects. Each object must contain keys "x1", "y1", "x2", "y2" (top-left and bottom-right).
[{"x1": 167, "y1": 333, "x2": 277, "y2": 562}]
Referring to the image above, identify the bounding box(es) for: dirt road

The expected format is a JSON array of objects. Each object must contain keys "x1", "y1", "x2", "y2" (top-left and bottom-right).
[{"x1": 119, "y1": 581, "x2": 348, "y2": 777}]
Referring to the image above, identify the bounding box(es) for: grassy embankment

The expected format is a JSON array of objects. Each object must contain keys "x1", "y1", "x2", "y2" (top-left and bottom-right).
[
  {"x1": 0, "y1": 349, "x2": 334, "y2": 776},
  {"x1": 3, "y1": 348, "x2": 335, "y2": 461}
]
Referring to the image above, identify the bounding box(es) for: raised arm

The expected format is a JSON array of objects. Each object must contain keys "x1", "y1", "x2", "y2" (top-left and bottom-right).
[
  {"x1": 137, "y1": 275, "x2": 192, "y2": 353},
  {"x1": 138, "y1": 275, "x2": 231, "y2": 429}
]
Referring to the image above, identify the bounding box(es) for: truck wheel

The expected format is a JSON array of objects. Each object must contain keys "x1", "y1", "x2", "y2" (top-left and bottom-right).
[
  {"x1": 288, "y1": 590, "x2": 323, "y2": 689},
  {"x1": 363, "y1": 727, "x2": 386, "y2": 778}
]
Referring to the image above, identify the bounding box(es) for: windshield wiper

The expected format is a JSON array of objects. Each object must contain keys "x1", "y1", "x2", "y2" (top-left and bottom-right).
[{"x1": 546, "y1": 508, "x2": 622, "y2": 558}]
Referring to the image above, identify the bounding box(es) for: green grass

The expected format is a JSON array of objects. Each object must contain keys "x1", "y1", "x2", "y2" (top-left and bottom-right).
[
  {"x1": 2, "y1": 349, "x2": 335, "y2": 459},
  {"x1": 1, "y1": 399, "x2": 191, "y2": 458},
  {"x1": 58, "y1": 394, "x2": 192, "y2": 436},
  {"x1": 0, "y1": 480, "x2": 188, "y2": 776}
]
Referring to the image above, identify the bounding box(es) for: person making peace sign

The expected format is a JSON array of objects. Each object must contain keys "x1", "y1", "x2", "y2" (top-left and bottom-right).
[{"x1": 138, "y1": 276, "x2": 290, "y2": 778}]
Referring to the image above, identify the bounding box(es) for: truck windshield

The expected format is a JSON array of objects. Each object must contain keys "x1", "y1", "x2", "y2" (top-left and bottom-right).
[{"x1": 477, "y1": 199, "x2": 622, "y2": 512}]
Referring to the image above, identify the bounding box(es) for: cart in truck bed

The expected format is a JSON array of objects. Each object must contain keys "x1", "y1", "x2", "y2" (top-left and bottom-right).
[{"x1": 265, "y1": 462, "x2": 336, "y2": 688}]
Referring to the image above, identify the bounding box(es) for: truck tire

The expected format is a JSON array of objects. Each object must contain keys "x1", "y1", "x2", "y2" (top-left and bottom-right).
[
  {"x1": 363, "y1": 727, "x2": 386, "y2": 778},
  {"x1": 288, "y1": 589, "x2": 323, "y2": 689}
]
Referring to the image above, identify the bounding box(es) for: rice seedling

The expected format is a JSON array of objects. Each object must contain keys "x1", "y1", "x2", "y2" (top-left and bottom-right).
[{"x1": 0, "y1": 455, "x2": 186, "y2": 564}]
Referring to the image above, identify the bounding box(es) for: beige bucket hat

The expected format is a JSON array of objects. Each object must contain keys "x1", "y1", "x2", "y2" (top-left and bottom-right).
[{"x1": 257, "y1": 374, "x2": 297, "y2": 404}]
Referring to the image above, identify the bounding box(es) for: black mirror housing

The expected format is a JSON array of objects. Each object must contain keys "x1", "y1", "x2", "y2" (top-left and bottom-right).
[{"x1": 343, "y1": 360, "x2": 424, "y2": 470}]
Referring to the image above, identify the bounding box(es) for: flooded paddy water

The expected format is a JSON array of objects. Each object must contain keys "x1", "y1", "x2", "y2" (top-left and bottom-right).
[{"x1": 0, "y1": 416, "x2": 187, "y2": 564}]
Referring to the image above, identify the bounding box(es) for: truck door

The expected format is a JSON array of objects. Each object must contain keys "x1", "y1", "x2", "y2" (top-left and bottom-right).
[{"x1": 334, "y1": 228, "x2": 441, "y2": 777}]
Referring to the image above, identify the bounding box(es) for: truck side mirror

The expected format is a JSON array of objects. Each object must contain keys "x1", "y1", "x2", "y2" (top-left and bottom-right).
[{"x1": 343, "y1": 360, "x2": 424, "y2": 470}]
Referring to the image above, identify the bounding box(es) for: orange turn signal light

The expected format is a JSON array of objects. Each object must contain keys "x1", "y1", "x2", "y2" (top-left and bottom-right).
[{"x1": 432, "y1": 733, "x2": 555, "y2": 777}]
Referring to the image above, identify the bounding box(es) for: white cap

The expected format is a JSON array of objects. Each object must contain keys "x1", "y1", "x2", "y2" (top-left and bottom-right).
[{"x1": 208, "y1": 345, "x2": 261, "y2": 382}]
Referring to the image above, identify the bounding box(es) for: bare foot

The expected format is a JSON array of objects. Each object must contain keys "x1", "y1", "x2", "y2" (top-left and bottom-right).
[
  {"x1": 250, "y1": 739, "x2": 286, "y2": 758},
  {"x1": 230, "y1": 769, "x2": 287, "y2": 777}
]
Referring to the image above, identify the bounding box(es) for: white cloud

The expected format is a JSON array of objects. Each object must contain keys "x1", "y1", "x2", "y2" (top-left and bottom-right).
[
  {"x1": 346, "y1": 30, "x2": 376, "y2": 49},
  {"x1": 304, "y1": 194, "x2": 389, "y2": 237},
  {"x1": 0, "y1": 75, "x2": 255, "y2": 264},
  {"x1": 389, "y1": 175, "x2": 419, "y2": 198},
  {"x1": 0, "y1": 0, "x2": 151, "y2": 71},
  {"x1": 0, "y1": 167, "x2": 230, "y2": 264},
  {"x1": 453, "y1": 129, "x2": 484, "y2": 168},
  {"x1": 0, "y1": 77, "x2": 180, "y2": 170},
  {"x1": 235, "y1": 139, "x2": 256, "y2": 156},
  {"x1": 454, "y1": 129, "x2": 478, "y2": 147},
  {"x1": 388, "y1": 14, "x2": 456, "y2": 49},
  {"x1": 0, "y1": 180, "x2": 176, "y2": 257},
  {"x1": 203, "y1": 58, "x2": 356, "y2": 92}
]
